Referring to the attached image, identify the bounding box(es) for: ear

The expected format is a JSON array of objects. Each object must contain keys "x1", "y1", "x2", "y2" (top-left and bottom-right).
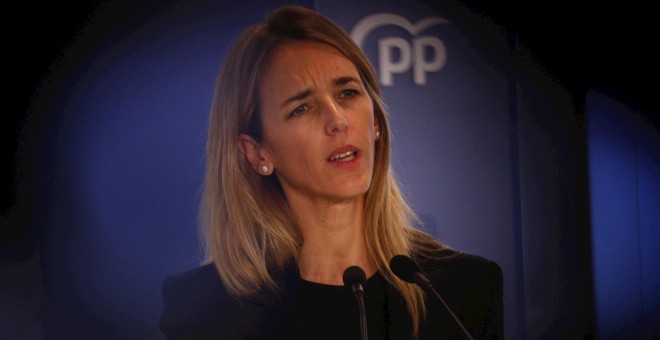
[
  {"x1": 238, "y1": 134, "x2": 272, "y2": 175},
  {"x1": 374, "y1": 114, "x2": 381, "y2": 137}
]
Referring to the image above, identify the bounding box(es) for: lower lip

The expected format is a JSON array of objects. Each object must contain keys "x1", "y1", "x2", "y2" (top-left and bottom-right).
[{"x1": 327, "y1": 152, "x2": 361, "y2": 170}]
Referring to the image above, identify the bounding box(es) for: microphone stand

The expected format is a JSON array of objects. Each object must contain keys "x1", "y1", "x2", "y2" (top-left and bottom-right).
[
  {"x1": 343, "y1": 266, "x2": 369, "y2": 340},
  {"x1": 390, "y1": 255, "x2": 474, "y2": 340},
  {"x1": 414, "y1": 273, "x2": 474, "y2": 340},
  {"x1": 355, "y1": 287, "x2": 368, "y2": 340}
]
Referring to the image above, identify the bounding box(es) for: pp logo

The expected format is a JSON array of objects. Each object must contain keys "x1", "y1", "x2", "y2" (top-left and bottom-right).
[{"x1": 351, "y1": 13, "x2": 449, "y2": 86}]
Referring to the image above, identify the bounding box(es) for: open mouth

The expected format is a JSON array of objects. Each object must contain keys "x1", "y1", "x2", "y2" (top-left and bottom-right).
[{"x1": 328, "y1": 150, "x2": 358, "y2": 162}]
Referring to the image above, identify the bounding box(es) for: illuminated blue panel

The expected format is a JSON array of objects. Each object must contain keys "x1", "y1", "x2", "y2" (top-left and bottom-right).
[{"x1": 588, "y1": 89, "x2": 660, "y2": 338}]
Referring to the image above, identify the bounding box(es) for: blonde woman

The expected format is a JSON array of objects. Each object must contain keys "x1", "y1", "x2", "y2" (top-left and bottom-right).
[{"x1": 160, "y1": 5, "x2": 502, "y2": 339}]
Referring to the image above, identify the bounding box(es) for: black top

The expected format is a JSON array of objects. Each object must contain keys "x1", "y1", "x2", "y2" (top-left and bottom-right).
[{"x1": 160, "y1": 249, "x2": 503, "y2": 339}]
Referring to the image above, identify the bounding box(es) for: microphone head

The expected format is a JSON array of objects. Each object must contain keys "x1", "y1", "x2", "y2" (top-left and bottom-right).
[
  {"x1": 389, "y1": 254, "x2": 421, "y2": 283},
  {"x1": 342, "y1": 265, "x2": 367, "y2": 288}
]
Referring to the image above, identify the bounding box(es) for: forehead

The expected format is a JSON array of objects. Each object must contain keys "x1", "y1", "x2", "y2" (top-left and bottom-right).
[
  {"x1": 261, "y1": 41, "x2": 360, "y2": 87},
  {"x1": 271, "y1": 40, "x2": 348, "y2": 63}
]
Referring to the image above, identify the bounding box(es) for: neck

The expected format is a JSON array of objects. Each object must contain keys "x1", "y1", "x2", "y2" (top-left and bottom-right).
[{"x1": 289, "y1": 195, "x2": 376, "y2": 285}]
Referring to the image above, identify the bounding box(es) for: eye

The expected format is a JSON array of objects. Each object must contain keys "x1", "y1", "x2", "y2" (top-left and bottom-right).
[
  {"x1": 289, "y1": 104, "x2": 309, "y2": 117},
  {"x1": 340, "y1": 89, "x2": 359, "y2": 99}
]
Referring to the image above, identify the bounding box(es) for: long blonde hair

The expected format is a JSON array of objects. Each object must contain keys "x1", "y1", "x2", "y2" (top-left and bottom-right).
[{"x1": 202, "y1": 5, "x2": 443, "y2": 337}]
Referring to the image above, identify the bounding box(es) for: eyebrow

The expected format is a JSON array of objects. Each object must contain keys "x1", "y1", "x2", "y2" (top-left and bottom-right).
[
  {"x1": 281, "y1": 89, "x2": 312, "y2": 109},
  {"x1": 335, "y1": 76, "x2": 359, "y2": 86},
  {"x1": 279, "y1": 76, "x2": 361, "y2": 108}
]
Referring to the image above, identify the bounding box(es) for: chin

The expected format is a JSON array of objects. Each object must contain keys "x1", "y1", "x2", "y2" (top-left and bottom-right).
[{"x1": 334, "y1": 182, "x2": 371, "y2": 199}]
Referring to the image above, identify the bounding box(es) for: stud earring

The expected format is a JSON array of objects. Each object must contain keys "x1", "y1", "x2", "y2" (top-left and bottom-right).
[
  {"x1": 375, "y1": 130, "x2": 381, "y2": 139},
  {"x1": 261, "y1": 165, "x2": 269, "y2": 173}
]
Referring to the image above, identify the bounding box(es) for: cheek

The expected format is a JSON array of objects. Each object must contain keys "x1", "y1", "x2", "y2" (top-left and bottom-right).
[
  {"x1": 356, "y1": 101, "x2": 376, "y2": 131},
  {"x1": 266, "y1": 129, "x2": 316, "y2": 166}
]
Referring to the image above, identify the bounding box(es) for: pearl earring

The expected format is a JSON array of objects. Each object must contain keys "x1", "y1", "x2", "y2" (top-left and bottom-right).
[{"x1": 261, "y1": 165, "x2": 269, "y2": 173}]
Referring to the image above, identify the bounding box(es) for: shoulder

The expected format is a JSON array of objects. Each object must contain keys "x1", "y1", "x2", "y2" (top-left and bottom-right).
[
  {"x1": 159, "y1": 264, "x2": 227, "y2": 337},
  {"x1": 159, "y1": 263, "x2": 266, "y2": 339},
  {"x1": 161, "y1": 263, "x2": 234, "y2": 316},
  {"x1": 162, "y1": 263, "x2": 224, "y2": 296},
  {"x1": 417, "y1": 247, "x2": 504, "y2": 338},
  {"x1": 408, "y1": 231, "x2": 502, "y2": 287},
  {"x1": 419, "y1": 247, "x2": 502, "y2": 290}
]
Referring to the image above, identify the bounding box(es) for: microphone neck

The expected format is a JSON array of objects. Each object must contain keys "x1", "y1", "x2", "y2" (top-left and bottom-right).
[
  {"x1": 413, "y1": 272, "x2": 475, "y2": 340},
  {"x1": 355, "y1": 286, "x2": 368, "y2": 340},
  {"x1": 352, "y1": 282, "x2": 365, "y2": 296},
  {"x1": 413, "y1": 272, "x2": 432, "y2": 289}
]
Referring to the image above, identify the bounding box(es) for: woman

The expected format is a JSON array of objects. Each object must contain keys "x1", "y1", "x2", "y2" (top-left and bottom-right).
[{"x1": 160, "y1": 5, "x2": 502, "y2": 339}]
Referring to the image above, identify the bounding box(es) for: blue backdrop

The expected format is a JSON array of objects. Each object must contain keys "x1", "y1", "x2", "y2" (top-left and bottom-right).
[{"x1": 18, "y1": 0, "x2": 658, "y2": 339}]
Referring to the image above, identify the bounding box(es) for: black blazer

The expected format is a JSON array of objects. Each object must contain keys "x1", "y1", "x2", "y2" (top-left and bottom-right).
[{"x1": 160, "y1": 249, "x2": 503, "y2": 339}]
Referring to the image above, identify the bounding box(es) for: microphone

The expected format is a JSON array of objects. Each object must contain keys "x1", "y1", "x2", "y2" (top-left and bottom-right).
[
  {"x1": 390, "y1": 255, "x2": 474, "y2": 340},
  {"x1": 343, "y1": 266, "x2": 368, "y2": 340}
]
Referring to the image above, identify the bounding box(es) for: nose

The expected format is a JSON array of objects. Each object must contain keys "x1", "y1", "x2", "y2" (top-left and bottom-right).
[{"x1": 324, "y1": 98, "x2": 348, "y2": 135}]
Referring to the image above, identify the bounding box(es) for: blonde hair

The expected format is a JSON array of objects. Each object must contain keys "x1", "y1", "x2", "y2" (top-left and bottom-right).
[{"x1": 202, "y1": 5, "x2": 444, "y2": 337}]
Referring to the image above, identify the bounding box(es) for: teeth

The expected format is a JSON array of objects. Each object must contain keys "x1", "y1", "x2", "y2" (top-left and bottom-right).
[{"x1": 331, "y1": 151, "x2": 356, "y2": 161}]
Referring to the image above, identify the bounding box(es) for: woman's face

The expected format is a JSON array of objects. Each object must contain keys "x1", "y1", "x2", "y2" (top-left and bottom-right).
[{"x1": 245, "y1": 41, "x2": 378, "y2": 204}]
